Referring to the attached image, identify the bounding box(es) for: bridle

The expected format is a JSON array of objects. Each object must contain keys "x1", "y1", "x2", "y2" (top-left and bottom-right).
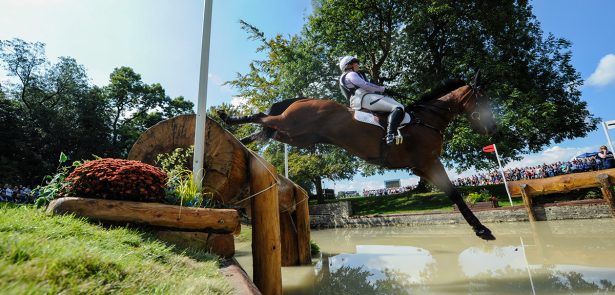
[{"x1": 460, "y1": 85, "x2": 484, "y2": 123}]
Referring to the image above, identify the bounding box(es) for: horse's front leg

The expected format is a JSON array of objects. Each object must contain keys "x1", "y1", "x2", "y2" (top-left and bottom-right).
[
  {"x1": 217, "y1": 110, "x2": 267, "y2": 125},
  {"x1": 416, "y1": 161, "x2": 496, "y2": 241}
]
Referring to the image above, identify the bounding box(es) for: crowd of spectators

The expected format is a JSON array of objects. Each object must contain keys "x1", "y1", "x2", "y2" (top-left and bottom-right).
[
  {"x1": 0, "y1": 184, "x2": 35, "y2": 204},
  {"x1": 363, "y1": 185, "x2": 415, "y2": 197},
  {"x1": 453, "y1": 147, "x2": 615, "y2": 187}
]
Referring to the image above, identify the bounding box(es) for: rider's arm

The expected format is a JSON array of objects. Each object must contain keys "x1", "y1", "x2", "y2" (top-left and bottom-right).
[{"x1": 346, "y1": 72, "x2": 385, "y2": 93}]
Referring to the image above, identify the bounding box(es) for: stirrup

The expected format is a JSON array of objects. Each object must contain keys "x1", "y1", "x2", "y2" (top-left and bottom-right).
[{"x1": 385, "y1": 130, "x2": 403, "y2": 146}]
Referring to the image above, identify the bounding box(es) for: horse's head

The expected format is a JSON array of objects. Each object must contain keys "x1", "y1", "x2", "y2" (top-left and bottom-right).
[{"x1": 461, "y1": 71, "x2": 497, "y2": 136}]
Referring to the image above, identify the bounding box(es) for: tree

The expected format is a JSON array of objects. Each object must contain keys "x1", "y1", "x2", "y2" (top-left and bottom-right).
[
  {"x1": 0, "y1": 39, "x2": 94, "y2": 182},
  {"x1": 225, "y1": 21, "x2": 364, "y2": 202},
  {"x1": 104, "y1": 67, "x2": 194, "y2": 157},
  {"x1": 0, "y1": 39, "x2": 194, "y2": 184},
  {"x1": 229, "y1": 0, "x2": 598, "y2": 194},
  {"x1": 307, "y1": 0, "x2": 598, "y2": 171}
]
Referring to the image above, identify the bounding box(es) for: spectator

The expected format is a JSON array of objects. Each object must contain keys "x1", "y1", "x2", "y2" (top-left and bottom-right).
[{"x1": 598, "y1": 145, "x2": 615, "y2": 169}]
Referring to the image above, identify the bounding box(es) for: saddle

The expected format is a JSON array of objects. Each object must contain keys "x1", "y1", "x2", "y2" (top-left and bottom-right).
[
  {"x1": 352, "y1": 109, "x2": 412, "y2": 130},
  {"x1": 352, "y1": 109, "x2": 413, "y2": 145}
]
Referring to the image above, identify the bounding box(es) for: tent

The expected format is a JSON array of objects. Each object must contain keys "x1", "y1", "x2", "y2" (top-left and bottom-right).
[{"x1": 574, "y1": 152, "x2": 599, "y2": 159}]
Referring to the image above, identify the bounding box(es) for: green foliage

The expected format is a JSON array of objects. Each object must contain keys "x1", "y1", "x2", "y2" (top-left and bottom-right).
[
  {"x1": 228, "y1": 0, "x2": 598, "y2": 177},
  {"x1": 155, "y1": 147, "x2": 218, "y2": 208},
  {"x1": 583, "y1": 190, "x2": 601, "y2": 200},
  {"x1": 457, "y1": 184, "x2": 509, "y2": 198},
  {"x1": 0, "y1": 38, "x2": 195, "y2": 184},
  {"x1": 0, "y1": 204, "x2": 231, "y2": 294},
  {"x1": 310, "y1": 240, "x2": 321, "y2": 257},
  {"x1": 464, "y1": 189, "x2": 494, "y2": 204},
  {"x1": 32, "y1": 153, "x2": 81, "y2": 207}
]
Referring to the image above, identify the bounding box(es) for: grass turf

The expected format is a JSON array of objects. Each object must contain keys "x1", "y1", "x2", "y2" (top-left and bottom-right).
[
  {"x1": 325, "y1": 192, "x2": 525, "y2": 216},
  {"x1": 0, "y1": 203, "x2": 232, "y2": 294}
]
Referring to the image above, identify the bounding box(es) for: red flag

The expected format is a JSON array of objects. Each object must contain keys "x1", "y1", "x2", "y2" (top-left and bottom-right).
[{"x1": 482, "y1": 144, "x2": 495, "y2": 153}]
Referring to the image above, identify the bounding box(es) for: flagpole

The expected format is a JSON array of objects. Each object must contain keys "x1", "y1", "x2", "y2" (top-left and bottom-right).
[
  {"x1": 193, "y1": 0, "x2": 213, "y2": 190},
  {"x1": 603, "y1": 121, "x2": 615, "y2": 155},
  {"x1": 493, "y1": 144, "x2": 513, "y2": 206}
]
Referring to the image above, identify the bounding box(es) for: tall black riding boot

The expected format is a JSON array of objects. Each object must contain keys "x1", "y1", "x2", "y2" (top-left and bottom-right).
[{"x1": 385, "y1": 107, "x2": 405, "y2": 145}]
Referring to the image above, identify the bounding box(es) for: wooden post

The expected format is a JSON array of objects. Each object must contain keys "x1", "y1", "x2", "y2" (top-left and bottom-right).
[
  {"x1": 250, "y1": 156, "x2": 282, "y2": 295},
  {"x1": 294, "y1": 187, "x2": 312, "y2": 265},
  {"x1": 280, "y1": 212, "x2": 299, "y2": 266},
  {"x1": 519, "y1": 184, "x2": 537, "y2": 222},
  {"x1": 596, "y1": 174, "x2": 615, "y2": 217}
]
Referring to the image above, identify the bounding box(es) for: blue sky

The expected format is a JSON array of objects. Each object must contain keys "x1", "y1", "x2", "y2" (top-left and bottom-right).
[{"x1": 1, "y1": 0, "x2": 614, "y2": 192}]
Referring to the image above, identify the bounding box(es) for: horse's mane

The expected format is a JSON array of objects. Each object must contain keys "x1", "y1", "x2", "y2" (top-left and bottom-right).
[{"x1": 413, "y1": 79, "x2": 466, "y2": 106}]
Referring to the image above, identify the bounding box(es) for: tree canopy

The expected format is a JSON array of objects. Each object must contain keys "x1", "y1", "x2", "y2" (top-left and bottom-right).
[
  {"x1": 227, "y1": 0, "x2": 598, "y2": 180},
  {"x1": 0, "y1": 38, "x2": 194, "y2": 184}
]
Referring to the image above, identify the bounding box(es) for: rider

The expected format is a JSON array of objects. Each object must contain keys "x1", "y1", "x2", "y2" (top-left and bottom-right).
[{"x1": 338, "y1": 55, "x2": 405, "y2": 145}]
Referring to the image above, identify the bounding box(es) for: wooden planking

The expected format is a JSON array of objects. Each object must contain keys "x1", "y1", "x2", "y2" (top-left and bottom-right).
[
  {"x1": 153, "y1": 231, "x2": 235, "y2": 258},
  {"x1": 507, "y1": 168, "x2": 615, "y2": 197},
  {"x1": 596, "y1": 174, "x2": 615, "y2": 217},
  {"x1": 294, "y1": 185, "x2": 312, "y2": 265},
  {"x1": 127, "y1": 114, "x2": 252, "y2": 208},
  {"x1": 250, "y1": 155, "x2": 282, "y2": 295},
  {"x1": 47, "y1": 197, "x2": 239, "y2": 233}
]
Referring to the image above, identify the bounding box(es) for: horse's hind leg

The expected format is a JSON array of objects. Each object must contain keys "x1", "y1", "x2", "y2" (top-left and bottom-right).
[
  {"x1": 416, "y1": 161, "x2": 495, "y2": 241},
  {"x1": 217, "y1": 110, "x2": 267, "y2": 125},
  {"x1": 239, "y1": 128, "x2": 277, "y2": 145}
]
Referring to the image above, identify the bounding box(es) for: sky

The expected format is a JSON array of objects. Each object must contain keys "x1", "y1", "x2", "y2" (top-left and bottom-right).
[{"x1": 0, "y1": 0, "x2": 614, "y2": 192}]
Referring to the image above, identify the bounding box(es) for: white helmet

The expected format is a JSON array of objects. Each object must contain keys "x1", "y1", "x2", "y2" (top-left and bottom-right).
[{"x1": 338, "y1": 55, "x2": 359, "y2": 72}]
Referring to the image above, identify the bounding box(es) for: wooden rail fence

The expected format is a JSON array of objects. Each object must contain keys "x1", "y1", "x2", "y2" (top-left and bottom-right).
[
  {"x1": 506, "y1": 168, "x2": 615, "y2": 221},
  {"x1": 128, "y1": 114, "x2": 311, "y2": 295}
]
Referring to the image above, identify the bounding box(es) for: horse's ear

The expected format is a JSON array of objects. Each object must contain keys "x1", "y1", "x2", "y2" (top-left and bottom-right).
[{"x1": 472, "y1": 69, "x2": 481, "y2": 88}]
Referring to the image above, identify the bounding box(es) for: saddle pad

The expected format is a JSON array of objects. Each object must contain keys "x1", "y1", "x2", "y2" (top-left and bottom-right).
[{"x1": 353, "y1": 110, "x2": 412, "y2": 130}]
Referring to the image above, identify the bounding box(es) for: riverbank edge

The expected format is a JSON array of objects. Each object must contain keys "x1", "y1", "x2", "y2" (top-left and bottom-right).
[{"x1": 309, "y1": 199, "x2": 612, "y2": 228}]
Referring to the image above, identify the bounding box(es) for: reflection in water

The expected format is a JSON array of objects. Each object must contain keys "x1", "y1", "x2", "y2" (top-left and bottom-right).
[{"x1": 285, "y1": 219, "x2": 615, "y2": 295}]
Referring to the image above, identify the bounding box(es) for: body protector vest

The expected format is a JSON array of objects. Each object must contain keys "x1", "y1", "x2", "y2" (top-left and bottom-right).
[{"x1": 339, "y1": 71, "x2": 368, "y2": 110}]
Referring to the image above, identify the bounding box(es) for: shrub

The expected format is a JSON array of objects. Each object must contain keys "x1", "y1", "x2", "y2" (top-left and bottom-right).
[
  {"x1": 155, "y1": 147, "x2": 218, "y2": 208},
  {"x1": 33, "y1": 152, "x2": 83, "y2": 207},
  {"x1": 465, "y1": 189, "x2": 494, "y2": 204},
  {"x1": 60, "y1": 158, "x2": 167, "y2": 202}
]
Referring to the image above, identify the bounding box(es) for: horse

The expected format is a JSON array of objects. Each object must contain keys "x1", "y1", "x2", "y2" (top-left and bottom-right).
[{"x1": 218, "y1": 73, "x2": 498, "y2": 240}]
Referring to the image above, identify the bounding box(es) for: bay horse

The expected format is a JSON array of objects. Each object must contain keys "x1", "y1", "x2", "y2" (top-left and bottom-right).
[{"x1": 218, "y1": 75, "x2": 498, "y2": 240}]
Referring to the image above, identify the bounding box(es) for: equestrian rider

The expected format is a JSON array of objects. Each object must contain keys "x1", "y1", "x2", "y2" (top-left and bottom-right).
[{"x1": 338, "y1": 56, "x2": 405, "y2": 145}]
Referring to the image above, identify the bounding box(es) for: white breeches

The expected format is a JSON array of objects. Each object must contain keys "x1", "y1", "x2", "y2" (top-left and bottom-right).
[{"x1": 350, "y1": 89, "x2": 404, "y2": 112}]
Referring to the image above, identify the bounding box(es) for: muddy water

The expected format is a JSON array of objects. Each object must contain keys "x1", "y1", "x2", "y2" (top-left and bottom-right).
[{"x1": 234, "y1": 219, "x2": 615, "y2": 294}]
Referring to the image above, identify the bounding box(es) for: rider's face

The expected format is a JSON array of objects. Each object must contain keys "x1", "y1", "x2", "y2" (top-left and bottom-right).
[{"x1": 351, "y1": 62, "x2": 360, "y2": 71}]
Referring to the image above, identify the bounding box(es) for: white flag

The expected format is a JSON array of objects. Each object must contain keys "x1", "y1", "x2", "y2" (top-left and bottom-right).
[{"x1": 606, "y1": 120, "x2": 615, "y2": 130}]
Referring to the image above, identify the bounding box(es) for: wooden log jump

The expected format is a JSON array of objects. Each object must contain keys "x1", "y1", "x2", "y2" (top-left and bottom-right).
[
  {"x1": 47, "y1": 197, "x2": 239, "y2": 258},
  {"x1": 128, "y1": 114, "x2": 311, "y2": 294},
  {"x1": 507, "y1": 168, "x2": 615, "y2": 219},
  {"x1": 47, "y1": 197, "x2": 240, "y2": 233}
]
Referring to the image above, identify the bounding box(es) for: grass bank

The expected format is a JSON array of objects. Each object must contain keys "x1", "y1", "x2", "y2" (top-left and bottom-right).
[
  {"x1": 315, "y1": 184, "x2": 605, "y2": 216},
  {"x1": 341, "y1": 192, "x2": 524, "y2": 216},
  {"x1": 0, "y1": 203, "x2": 232, "y2": 294}
]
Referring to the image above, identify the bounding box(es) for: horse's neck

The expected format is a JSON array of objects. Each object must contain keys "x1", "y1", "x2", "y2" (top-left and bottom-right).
[{"x1": 413, "y1": 89, "x2": 468, "y2": 131}]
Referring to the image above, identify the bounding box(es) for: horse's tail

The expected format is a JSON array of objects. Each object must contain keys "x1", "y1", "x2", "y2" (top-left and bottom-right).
[
  {"x1": 239, "y1": 97, "x2": 307, "y2": 145},
  {"x1": 239, "y1": 128, "x2": 276, "y2": 145}
]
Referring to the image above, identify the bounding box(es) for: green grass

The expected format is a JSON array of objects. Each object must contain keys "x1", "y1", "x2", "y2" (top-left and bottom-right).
[
  {"x1": 320, "y1": 192, "x2": 526, "y2": 216},
  {"x1": 0, "y1": 203, "x2": 232, "y2": 294}
]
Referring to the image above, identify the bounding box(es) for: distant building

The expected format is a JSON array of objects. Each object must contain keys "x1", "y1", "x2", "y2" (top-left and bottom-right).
[
  {"x1": 324, "y1": 189, "x2": 335, "y2": 199},
  {"x1": 337, "y1": 190, "x2": 358, "y2": 198},
  {"x1": 384, "y1": 179, "x2": 400, "y2": 189}
]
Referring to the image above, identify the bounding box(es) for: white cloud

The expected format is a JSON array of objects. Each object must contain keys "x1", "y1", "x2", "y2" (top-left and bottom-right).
[
  {"x1": 208, "y1": 73, "x2": 232, "y2": 93},
  {"x1": 230, "y1": 96, "x2": 249, "y2": 108},
  {"x1": 586, "y1": 54, "x2": 615, "y2": 87}
]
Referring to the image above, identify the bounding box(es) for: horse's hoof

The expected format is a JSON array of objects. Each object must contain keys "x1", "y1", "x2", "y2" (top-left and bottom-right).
[
  {"x1": 476, "y1": 228, "x2": 496, "y2": 241},
  {"x1": 217, "y1": 110, "x2": 228, "y2": 123}
]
